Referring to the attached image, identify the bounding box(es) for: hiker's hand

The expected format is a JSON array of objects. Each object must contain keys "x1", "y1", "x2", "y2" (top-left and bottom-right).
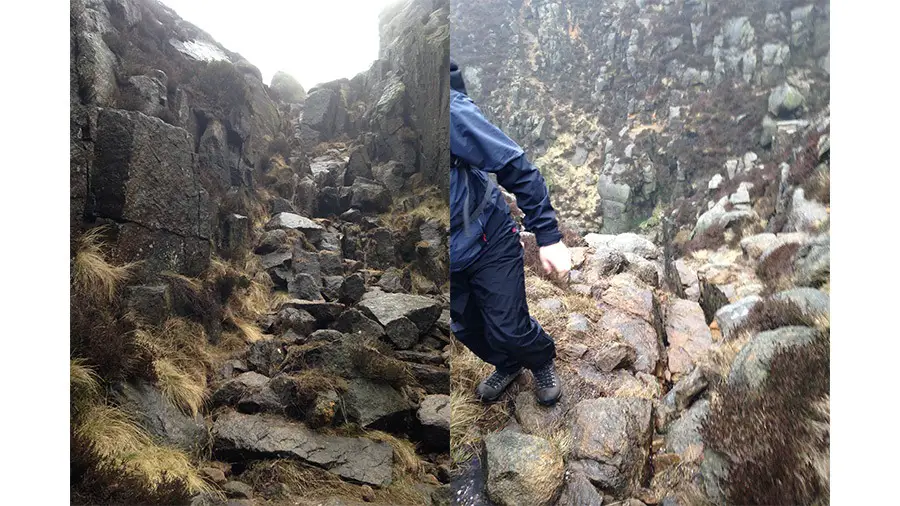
[{"x1": 539, "y1": 241, "x2": 571, "y2": 278}]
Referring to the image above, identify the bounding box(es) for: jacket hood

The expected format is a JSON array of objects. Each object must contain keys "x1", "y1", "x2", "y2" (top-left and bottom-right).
[{"x1": 450, "y1": 57, "x2": 468, "y2": 95}]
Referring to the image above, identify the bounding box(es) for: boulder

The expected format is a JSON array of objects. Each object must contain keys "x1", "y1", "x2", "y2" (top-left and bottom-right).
[
  {"x1": 599, "y1": 309, "x2": 660, "y2": 375},
  {"x1": 557, "y1": 470, "x2": 605, "y2": 506},
  {"x1": 592, "y1": 340, "x2": 638, "y2": 373},
  {"x1": 768, "y1": 83, "x2": 805, "y2": 118},
  {"x1": 728, "y1": 326, "x2": 819, "y2": 389},
  {"x1": 407, "y1": 362, "x2": 450, "y2": 394},
  {"x1": 255, "y1": 229, "x2": 288, "y2": 255},
  {"x1": 332, "y1": 308, "x2": 386, "y2": 341},
  {"x1": 358, "y1": 293, "x2": 442, "y2": 334},
  {"x1": 351, "y1": 178, "x2": 392, "y2": 213},
  {"x1": 772, "y1": 287, "x2": 830, "y2": 319},
  {"x1": 301, "y1": 88, "x2": 338, "y2": 137},
  {"x1": 378, "y1": 267, "x2": 412, "y2": 293},
  {"x1": 484, "y1": 430, "x2": 565, "y2": 506},
  {"x1": 610, "y1": 233, "x2": 660, "y2": 260},
  {"x1": 288, "y1": 273, "x2": 323, "y2": 301},
  {"x1": 599, "y1": 273, "x2": 656, "y2": 322},
  {"x1": 568, "y1": 398, "x2": 653, "y2": 494},
  {"x1": 213, "y1": 411, "x2": 392, "y2": 486},
  {"x1": 91, "y1": 110, "x2": 209, "y2": 265},
  {"x1": 664, "y1": 299, "x2": 714, "y2": 377},
  {"x1": 110, "y1": 380, "x2": 210, "y2": 453},
  {"x1": 583, "y1": 247, "x2": 626, "y2": 284},
  {"x1": 417, "y1": 394, "x2": 450, "y2": 450},
  {"x1": 211, "y1": 371, "x2": 271, "y2": 408},
  {"x1": 785, "y1": 188, "x2": 828, "y2": 233},
  {"x1": 740, "y1": 233, "x2": 779, "y2": 260},
  {"x1": 222, "y1": 481, "x2": 253, "y2": 499},
  {"x1": 280, "y1": 300, "x2": 346, "y2": 325},
  {"x1": 514, "y1": 391, "x2": 571, "y2": 436},
  {"x1": 270, "y1": 71, "x2": 306, "y2": 103},
  {"x1": 665, "y1": 399, "x2": 710, "y2": 457},
  {"x1": 342, "y1": 378, "x2": 412, "y2": 429},
  {"x1": 340, "y1": 273, "x2": 367, "y2": 304},
  {"x1": 793, "y1": 235, "x2": 830, "y2": 288},
  {"x1": 714, "y1": 296, "x2": 762, "y2": 341},
  {"x1": 266, "y1": 213, "x2": 325, "y2": 243}
]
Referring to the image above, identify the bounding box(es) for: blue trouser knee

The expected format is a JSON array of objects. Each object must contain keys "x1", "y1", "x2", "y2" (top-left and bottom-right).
[{"x1": 450, "y1": 214, "x2": 556, "y2": 374}]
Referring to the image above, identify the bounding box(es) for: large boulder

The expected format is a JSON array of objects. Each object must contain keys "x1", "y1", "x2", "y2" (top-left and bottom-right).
[
  {"x1": 358, "y1": 293, "x2": 442, "y2": 335},
  {"x1": 793, "y1": 235, "x2": 830, "y2": 288},
  {"x1": 213, "y1": 411, "x2": 393, "y2": 487},
  {"x1": 350, "y1": 178, "x2": 392, "y2": 213},
  {"x1": 91, "y1": 109, "x2": 210, "y2": 274},
  {"x1": 568, "y1": 398, "x2": 653, "y2": 495},
  {"x1": 728, "y1": 326, "x2": 819, "y2": 389},
  {"x1": 785, "y1": 188, "x2": 828, "y2": 233},
  {"x1": 270, "y1": 71, "x2": 306, "y2": 103},
  {"x1": 301, "y1": 88, "x2": 339, "y2": 138},
  {"x1": 714, "y1": 296, "x2": 762, "y2": 341},
  {"x1": 664, "y1": 299, "x2": 714, "y2": 377},
  {"x1": 768, "y1": 83, "x2": 805, "y2": 118},
  {"x1": 484, "y1": 430, "x2": 565, "y2": 506},
  {"x1": 599, "y1": 309, "x2": 661, "y2": 375},
  {"x1": 265, "y1": 213, "x2": 325, "y2": 242},
  {"x1": 665, "y1": 399, "x2": 710, "y2": 457}
]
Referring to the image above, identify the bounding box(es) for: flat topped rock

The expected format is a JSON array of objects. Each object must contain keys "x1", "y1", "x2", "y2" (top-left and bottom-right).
[
  {"x1": 358, "y1": 293, "x2": 442, "y2": 333},
  {"x1": 265, "y1": 212, "x2": 324, "y2": 231},
  {"x1": 280, "y1": 299, "x2": 346, "y2": 323},
  {"x1": 213, "y1": 411, "x2": 393, "y2": 487}
]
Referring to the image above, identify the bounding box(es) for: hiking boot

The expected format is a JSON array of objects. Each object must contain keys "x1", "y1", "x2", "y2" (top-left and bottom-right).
[
  {"x1": 532, "y1": 360, "x2": 561, "y2": 406},
  {"x1": 475, "y1": 368, "x2": 522, "y2": 403}
]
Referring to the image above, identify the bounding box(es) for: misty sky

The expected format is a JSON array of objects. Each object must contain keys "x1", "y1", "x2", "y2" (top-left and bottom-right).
[{"x1": 159, "y1": 0, "x2": 399, "y2": 90}]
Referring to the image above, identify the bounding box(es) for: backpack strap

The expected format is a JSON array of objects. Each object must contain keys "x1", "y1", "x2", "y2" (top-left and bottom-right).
[{"x1": 455, "y1": 155, "x2": 495, "y2": 237}]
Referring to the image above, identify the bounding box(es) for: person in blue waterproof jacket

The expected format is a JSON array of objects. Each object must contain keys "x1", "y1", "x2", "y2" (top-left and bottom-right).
[{"x1": 449, "y1": 58, "x2": 571, "y2": 406}]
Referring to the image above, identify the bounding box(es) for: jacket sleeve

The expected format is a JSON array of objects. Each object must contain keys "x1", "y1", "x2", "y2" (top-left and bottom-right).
[{"x1": 450, "y1": 92, "x2": 562, "y2": 247}]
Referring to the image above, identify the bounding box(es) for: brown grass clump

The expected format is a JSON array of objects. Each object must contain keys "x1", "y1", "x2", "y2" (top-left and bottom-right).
[
  {"x1": 71, "y1": 228, "x2": 141, "y2": 380},
  {"x1": 279, "y1": 369, "x2": 349, "y2": 408},
  {"x1": 349, "y1": 339, "x2": 416, "y2": 389},
  {"x1": 449, "y1": 338, "x2": 513, "y2": 466},
  {"x1": 72, "y1": 227, "x2": 138, "y2": 303},
  {"x1": 701, "y1": 330, "x2": 830, "y2": 505},
  {"x1": 756, "y1": 242, "x2": 803, "y2": 293},
  {"x1": 244, "y1": 459, "x2": 428, "y2": 505},
  {"x1": 700, "y1": 296, "x2": 829, "y2": 386},
  {"x1": 133, "y1": 318, "x2": 214, "y2": 417},
  {"x1": 71, "y1": 360, "x2": 220, "y2": 505}
]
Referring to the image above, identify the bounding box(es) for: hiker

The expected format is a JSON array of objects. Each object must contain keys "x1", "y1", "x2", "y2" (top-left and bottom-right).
[{"x1": 449, "y1": 58, "x2": 571, "y2": 406}]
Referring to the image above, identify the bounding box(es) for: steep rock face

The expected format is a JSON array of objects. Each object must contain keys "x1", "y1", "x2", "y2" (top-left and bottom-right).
[
  {"x1": 71, "y1": 0, "x2": 451, "y2": 503},
  {"x1": 71, "y1": 0, "x2": 280, "y2": 275},
  {"x1": 451, "y1": 0, "x2": 829, "y2": 234}
]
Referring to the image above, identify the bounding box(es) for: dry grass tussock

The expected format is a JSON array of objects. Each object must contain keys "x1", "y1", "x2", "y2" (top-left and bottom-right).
[
  {"x1": 382, "y1": 193, "x2": 450, "y2": 229},
  {"x1": 71, "y1": 360, "x2": 220, "y2": 504},
  {"x1": 244, "y1": 459, "x2": 427, "y2": 505},
  {"x1": 701, "y1": 329, "x2": 830, "y2": 504},
  {"x1": 71, "y1": 229, "x2": 141, "y2": 380},
  {"x1": 72, "y1": 227, "x2": 139, "y2": 303},
  {"x1": 699, "y1": 296, "x2": 830, "y2": 386},
  {"x1": 134, "y1": 318, "x2": 214, "y2": 417},
  {"x1": 449, "y1": 338, "x2": 512, "y2": 465}
]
